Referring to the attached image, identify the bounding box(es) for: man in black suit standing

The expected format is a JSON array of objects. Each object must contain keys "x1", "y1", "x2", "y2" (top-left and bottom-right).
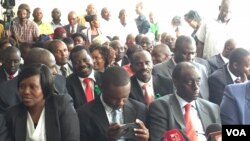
[
  {"x1": 66, "y1": 45, "x2": 101, "y2": 109},
  {"x1": 77, "y1": 66, "x2": 149, "y2": 141},
  {"x1": 0, "y1": 48, "x2": 68, "y2": 114},
  {"x1": 208, "y1": 48, "x2": 250, "y2": 105},
  {"x1": 130, "y1": 49, "x2": 174, "y2": 106}
]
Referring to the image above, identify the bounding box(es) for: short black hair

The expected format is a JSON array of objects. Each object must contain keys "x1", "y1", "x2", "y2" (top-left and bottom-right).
[
  {"x1": 184, "y1": 10, "x2": 201, "y2": 23},
  {"x1": 90, "y1": 45, "x2": 111, "y2": 68},
  {"x1": 174, "y1": 35, "x2": 195, "y2": 52},
  {"x1": 71, "y1": 33, "x2": 88, "y2": 42},
  {"x1": 229, "y1": 48, "x2": 250, "y2": 65},
  {"x1": 172, "y1": 62, "x2": 197, "y2": 80},
  {"x1": 69, "y1": 45, "x2": 90, "y2": 61},
  {"x1": 18, "y1": 63, "x2": 55, "y2": 99},
  {"x1": 47, "y1": 39, "x2": 65, "y2": 53},
  {"x1": 85, "y1": 14, "x2": 97, "y2": 22},
  {"x1": 62, "y1": 37, "x2": 74, "y2": 45},
  {"x1": 102, "y1": 66, "x2": 130, "y2": 89}
]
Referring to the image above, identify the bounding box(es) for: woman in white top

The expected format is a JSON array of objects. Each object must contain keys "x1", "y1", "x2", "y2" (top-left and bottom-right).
[{"x1": 82, "y1": 14, "x2": 104, "y2": 45}]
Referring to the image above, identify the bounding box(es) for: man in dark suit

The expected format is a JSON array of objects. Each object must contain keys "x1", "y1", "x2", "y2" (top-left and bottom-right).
[
  {"x1": 149, "y1": 62, "x2": 221, "y2": 141},
  {"x1": 47, "y1": 40, "x2": 73, "y2": 78},
  {"x1": 64, "y1": 11, "x2": 86, "y2": 37},
  {"x1": 130, "y1": 49, "x2": 174, "y2": 105},
  {"x1": 77, "y1": 66, "x2": 149, "y2": 141},
  {"x1": 220, "y1": 81, "x2": 250, "y2": 125},
  {"x1": 66, "y1": 46, "x2": 101, "y2": 109},
  {"x1": 0, "y1": 48, "x2": 68, "y2": 114},
  {"x1": 153, "y1": 35, "x2": 209, "y2": 100},
  {"x1": 208, "y1": 48, "x2": 250, "y2": 105},
  {"x1": 109, "y1": 40, "x2": 129, "y2": 67},
  {"x1": 0, "y1": 47, "x2": 21, "y2": 84},
  {"x1": 207, "y1": 38, "x2": 236, "y2": 73}
]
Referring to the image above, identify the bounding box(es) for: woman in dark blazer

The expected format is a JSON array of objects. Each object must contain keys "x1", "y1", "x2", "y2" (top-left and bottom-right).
[{"x1": 6, "y1": 63, "x2": 79, "y2": 141}]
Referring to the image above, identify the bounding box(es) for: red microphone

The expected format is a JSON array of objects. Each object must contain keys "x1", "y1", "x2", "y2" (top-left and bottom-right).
[
  {"x1": 206, "y1": 123, "x2": 222, "y2": 141},
  {"x1": 164, "y1": 129, "x2": 187, "y2": 141}
]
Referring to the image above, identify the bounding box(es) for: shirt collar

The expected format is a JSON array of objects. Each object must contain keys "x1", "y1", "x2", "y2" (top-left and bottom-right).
[
  {"x1": 137, "y1": 76, "x2": 153, "y2": 88},
  {"x1": 4, "y1": 69, "x2": 19, "y2": 78},
  {"x1": 175, "y1": 94, "x2": 196, "y2": 109},
  {"x1": 100, "y1": 94, "x2": 122, "y2": 113},
  {"x1": 220, "y1": 53, "x2": 229, "y2": 64},
  {"x1": 172, "y1": 57, "x2": 177, "y2": 66},
  {"x1": 78, "y1": 70, "x2": 96, "y2": 82},
  {"x1": 227, "y1": 63, "x2": 238, "y2": 82}
]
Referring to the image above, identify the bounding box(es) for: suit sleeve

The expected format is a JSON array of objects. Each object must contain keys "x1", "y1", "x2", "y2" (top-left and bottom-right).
[
  {"x1": 208, "y1": 75, "x2": 224, "y2": 105},
  {"x1": 59, "y1": 95, "x2": 80, "y2": 141},
  {"x1": 0, "y1": 114, "x2": 11, "y2": 141},
  {"x1": 220, "y1": 86, "x2": 240, "y2": 125},
  {"x1": 148, "y1": 100, "x2": 169, "y2": 141}
]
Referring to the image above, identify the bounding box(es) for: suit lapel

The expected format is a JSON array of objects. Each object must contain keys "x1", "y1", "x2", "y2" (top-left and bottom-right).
[
  {"x1": 123, "y1": 100, "x2": 137, "y2": 123},
  {"x1": 73, "y1": 74, "x2": 87, "y2": 105},
  {"x1": 167, "y1": 59, "x2": 176, "y2": 75},
  {"x1": 15, "y1": 104, "x2": 27, "y2": 141},
  {"x1": 45, "y1": 97, "x2": 60, "y2": 141},
  {"x1": 91, "y1": 98, "x2": 110, "y2": 133},
  {"x1": 195, "y1": 99, "x2": 210, "y2": 130},
  {"x1": 223, "y1": 64, "x2": 234, "y2": 84},
  {"x1": 245, "y1": 82, "x2": 250, "y2": 123},
  {"x1": 130, "y1": 76, "x2": 145, "y2": 104},
  {"x1": 170, "y1": 95, "x2": 185, "y2": 129}
]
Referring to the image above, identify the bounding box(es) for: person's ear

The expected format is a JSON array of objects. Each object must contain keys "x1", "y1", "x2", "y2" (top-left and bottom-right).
[{"x1": 232, "y1": 62, "x2": 238, "y2": 70}]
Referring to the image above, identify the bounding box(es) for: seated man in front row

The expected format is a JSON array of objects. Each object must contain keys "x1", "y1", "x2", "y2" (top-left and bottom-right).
[
  {"x1": 148, "y1": 62, "x2": 221, "y2": 141},
  {"x1": 77, "y1": 66, "x2": 149, "y2": 141}
]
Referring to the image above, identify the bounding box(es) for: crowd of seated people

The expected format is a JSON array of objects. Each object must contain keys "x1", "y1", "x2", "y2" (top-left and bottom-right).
[{"x1": 0, "y1": 0, "x2": 249, "y2": 140}]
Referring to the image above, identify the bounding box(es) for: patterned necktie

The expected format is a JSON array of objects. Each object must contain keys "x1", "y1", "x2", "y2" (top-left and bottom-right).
[
  {"x1": 83, "y1": 78, "x2": 94, "y2": 102},
  {"x1": 142, "y1": 83, "x2": 153, "y2": 106},
  {"x1": 60, "y1": 66, "x2": 67, "y2": 77},
  {"x1": 185, "y1": 103, "x2": 198, "y2": 141}
]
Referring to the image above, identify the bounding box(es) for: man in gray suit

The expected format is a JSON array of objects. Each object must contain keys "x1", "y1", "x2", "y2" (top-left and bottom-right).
[
  {"x1": 153, "y1": 35, "x2": 209, "y2": 100},
  {"x1": 149, "y1": 62, "x2": 220, "y2": 141}
]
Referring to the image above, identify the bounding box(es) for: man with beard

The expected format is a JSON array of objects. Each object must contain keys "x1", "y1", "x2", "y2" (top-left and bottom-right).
[
  {"x1": 130, "y1": 49, "x2": 173, "y2": 106},
  {"x1": 109, "y1": 40, "x2": 129, "y2": 67},
  {"x1": 153, "y1": 35, "x2": 209, "y2": 100},
  {"x1": 66, "y1": 45, "x2": 101, "y2": 109},
  {"x1": 77, "y1": 66, "x2": 149, "y2": 141},
  {"x1": 47, "y1": 40, "x2": 73, "y2": 78},
  {"x1": 148, "y1": 62, "x2": 221, "y2": 141}
]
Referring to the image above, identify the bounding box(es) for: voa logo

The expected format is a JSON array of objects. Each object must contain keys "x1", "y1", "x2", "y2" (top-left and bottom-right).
[{"x1": 226, "y1": 129, "x2": 246, "y2": 136}]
